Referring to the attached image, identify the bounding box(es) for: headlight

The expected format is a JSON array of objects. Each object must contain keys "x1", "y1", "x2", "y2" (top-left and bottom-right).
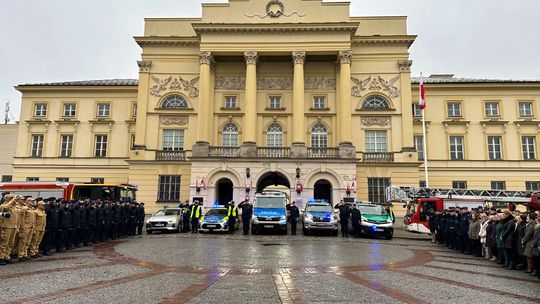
[
  {"x1": 305, "y1": 214, "x2": 313, "y2": 220},
  {"x1": 387, "y1": 218, "x2": 393, "y2": 223},
  {"x1": 281, "y1": 216, "x2": 287, "y2": 220},
  {"x1": 145, "y1": 220, "x2": 150, "y2": 224},
  {"x1": 333, "y1": 215, "x2": 339, "y2": 220},
  {"x1": 361, "y1": 216, "x2": 367, "y2": 221},
  {"x1": 251, "y1": 215, "x2": 257, "y2": 220}
]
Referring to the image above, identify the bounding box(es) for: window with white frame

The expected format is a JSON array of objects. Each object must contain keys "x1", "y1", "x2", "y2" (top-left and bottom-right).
[
  {"x1": 56, "y1": 177, "x2": 69, "y2": 182},
  {"x1": 268, "y1": 96, "x2": 282, "y2": 109},
  {"x1": 94, "y1": 135, "x2": 108, "y2": 157},
  {"x1": 525, "y1": 181, "x2": 540, "y2": 191},
  {"x1": 130, "y1": 134, "x2": 136, "y2": 149},
  {"x1": 162, "y1": 129, "x2": 184, "y2": 151},
  {"x1": 310, "y1": 123, "x2": 328, "y2": 148},
  {"x1": 161, "y1": 95, "x2": 188, "y2": 109},
  {"x1": 63, "y1": 103, "x2": 76, "y2": 117},
  {"x1": 361, "y1": 95, "x2": 390, "y2": 110},
  {"x1": 266, "y1": 123, "x2": 283, "y2": 147},
  {"x1": 412, "y1": 104, "x2": 422, "y2": 117},
  {"x1": 484, "y1": 102, "x2": 500, "y2": 117},
  {"x1": 414, "y1": 136, "x2": 424, "y2": 160},
  {"x1": 487, "y1": 136, "x2": 503, "y2": 160},
  {"x1": 158, "y1": 175, "x2": 181, "y2": 202},
  {"x1": 368, "y1": 178, "x2": 390, "y2": 204},
  {"x1": 91, "y1": 177, "x2": 104, "y2": 184},
  {"x1": 26, "y1": 177, "x2": 40, "y2": 182},
  {"x1": 1, "y1": 175, "x2": 12, "y2": 182},
  {"x1": 447, "y1": 102, "x2": 462, "y2": 117},
  {"x1": 449, "y1": 136, "x2": 464, "y2": 160},
  {"x1": 97, "y1": 103, "x2": 110, "y2": 117},
  {"x1": 519, "y1": 101, "x2": 533, "y2": 117},
  {"x1": 60, "y1": 135, "x2": 73, "y2": 157},
  {"x1": 31, "y1": 135, "x2": 44, "y2": 157},
  {"x1": 224, "y1": 96, "x2": 237, "y2": 109},
  {"x1": 222, "y1": 123, "x2": 239, "y2": 147},
  {"x1": 34, "y1": 103, "x2": 47, "y2": 117},
  {"x1": 522, "y1": 136, "x2": 537, "y2": 160},
  {"x1": 365, "y1": 130, "x2": 387, "y2": 153},
  {"x1": 452, "y1": 181, "x2": 467, "y2": 189},
  {"x1": 313, "y1": 96, "x2": 326, "y2": 109},
  {"x1": 132, "y1": 103, "x2": 137, "y2": 118},
  {"x1": 491, "y1": 181, "x2": 506, "y2": 190}
]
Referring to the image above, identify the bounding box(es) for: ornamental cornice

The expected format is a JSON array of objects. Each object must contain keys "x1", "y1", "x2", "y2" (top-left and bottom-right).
[
  {"x1": 160, "y1": 117, "x2": 189, "y2": 126},
  {"x1": 352, "y1": 35, "x2": 417, "y2": 47},
  {"x1": 134, "y1": 37, "x2": 199, "y2": 47},
  {"x1": 137, "y1": 61, "x2": 152, "y2": 72},
  {"x1": 398, "y1": 60, "x2": 413, "y2": 72},
  {"x1": 361, "y1": 117, "x2": 391, "y2": 127},
  {"x1": 338, "y1": 50, "x2": 353, "y2": 65},
  {"x1": 192, "y1": 22, "x2": 359, "y2": 34},
  {"x1": 292, "y1": 51, "x2": 306, "y2": 65},
  {"x1": 244, "y1": 51, "x2": 259, "y2": 65}
]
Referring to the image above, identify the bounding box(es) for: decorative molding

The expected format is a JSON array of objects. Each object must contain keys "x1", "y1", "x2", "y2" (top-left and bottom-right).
[
  {"x1": 398, "y1": 60, "x2": 413, "y2": 72},
  {"x1": 244, "y1": 51, "x2": 259, "y2": 65},
  {"x1": 257, "y1": 77, "x2": 292, "y2": 90},
  {"x1": 137, "y1": 61, "x2": 152, "y2": 73},
  {"x1": 245, "y1": 0, "x2": 306, "y2": 19},
  {"x1": 160, "y1": 117, "x2": 189, "y2": 126},
  {"x1": 199, "y1": 51, "x2": 213, "y2": 65},
  {"x1": 292, "y1": 51, "x2": 306, "y2": 65},
  {"x1": 361, "y1": 117, "x2": 391, "y2": 127},
  {"x1": 304, "y1": 77, "x2": 336, "y2": 90},
  {"x1": 134, "y1": 37, "x2": 199, "y2": 47},
  {"x1": 338, "y1": 50, "x2": 353, "y2": 65},
  {"x1": 215, "y1": 77, "x2": 246, "y2": 90},
  {"x1": 215, "y1": 76, "x2": 336, "y2": 91},
  {"x1": 351, "y1": 75, "x2": 400, "y2": 99},
  {"x1": 150, "y1": 76, "x2": 200, "y2": 98}
]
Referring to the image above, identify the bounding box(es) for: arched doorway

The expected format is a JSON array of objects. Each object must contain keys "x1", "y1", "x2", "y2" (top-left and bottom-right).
[
  {"x1": 256, "y1": 171, "x2": 291, "y2": 195},
  {"x1": 216, "y1": 178, "x2": 234, "y2": 205},
  {"x1": 314, "y1": 179, "x2": 332, "y2": 204}
]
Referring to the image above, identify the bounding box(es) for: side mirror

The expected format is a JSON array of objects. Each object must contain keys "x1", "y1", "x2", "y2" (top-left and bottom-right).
[{"x1": 301, "y1": 209, "x2": 305, "y2": 213}]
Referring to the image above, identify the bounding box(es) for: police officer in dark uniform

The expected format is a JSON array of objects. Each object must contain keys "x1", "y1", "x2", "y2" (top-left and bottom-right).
[
  {"x1": 459, "y1": 207, "x2": 470, "y2": 254},
  {"x1": 350, "y1": 203, "x2": 362, "y2": 238},
  {"x1": 103, "y1": 202, "x2": 112, "y2": 240},
  {"x1": 335, "y1": 200, "x2": 350, "y2": 238},
  {"x1": 95, "y1": 201, "x2": 104, "y2": 243},
  {"x1": 70, "y1": 201, "x2": 81, "y2": 248},
  {"x1": 190, "y1": 201, "x2": 202, "y2": 233},
  {"x1": 180, "y1": 201, "x2": 190, "y2": 233},
  {"x1": 120, "y1": 202, "x2": 128, "y2": 238},
  {"x1": 112, "y1": 202, "x2": 122, "y2": 239},
  {"x1": 57, "y1": 200, "x2": 71, "y2": 252},
  {"x1": 238, "y1": 199, "x2": 253, "y2": 235},
  {"x1": 86, "y1": 202, "x2": 96, "y2": 244},
  {"x1": 42, "y1": 198, "x2": 59, "y2": 256},
  {"x1": 288, "y1": 201, "x2": 300, "y2": 235},
  {"x1": 129, "y1": 203, "x2": 138, "y2": 236},
  {"x1": 79, "y1": 201, "x2": 87, "y2": 246},
  {"x1": 226, "y1": 201, "x2": 238, "y2": 234},
  {"x1": 137, "y1": 203, "x2": 145, "y2": 235}
]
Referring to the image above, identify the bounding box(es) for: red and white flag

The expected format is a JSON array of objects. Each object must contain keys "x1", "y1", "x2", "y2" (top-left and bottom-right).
[{"x1": 419, "y1": 75, "x2": 426, "y2": 110}]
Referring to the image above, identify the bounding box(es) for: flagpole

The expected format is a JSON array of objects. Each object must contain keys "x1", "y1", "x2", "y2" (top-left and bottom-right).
[{"x1": 420, "y1": 73, "x2": 429, "y2": 187}]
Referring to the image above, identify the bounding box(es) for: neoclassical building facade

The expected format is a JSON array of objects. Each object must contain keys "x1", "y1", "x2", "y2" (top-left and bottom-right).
[{"x1": 12, "y1": 0, "x2": 540, "y2": 212}]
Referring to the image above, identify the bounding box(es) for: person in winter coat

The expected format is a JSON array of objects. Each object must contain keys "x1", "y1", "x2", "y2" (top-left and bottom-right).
[
  {"x1": 468, "y1": 211, "x2": 481, "y2": 257},
  {"x1": 495, "y1": 214, "x2": 505, "y2": 265},
  {"x1": 486, "y1": 215, "x2": 497, "y2": 261},
  {"x1": 532, "y1": 216, "x2": 540, "y2": 279},
  {"x1": 478, "y1": 214, "x2": 490, "y2": 259},
  {"x1": 523, "y1": 212, "x2": 537, "y2": 275},
  {"x1": 501, "y1": 211, "x2": 516, "y2": 269},
  {"x1": 515, "y1": 214, "x2": 528, "y2": 270}
]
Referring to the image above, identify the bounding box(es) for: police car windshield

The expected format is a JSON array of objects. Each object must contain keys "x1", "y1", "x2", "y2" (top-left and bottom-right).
[
  {"x1": 206, "y1": 209, "x2": 228, "y2": 216},
  {"x1": 306, "y1": 205, "x2": 332, "y2": 212},
  {"x1": 255, "y1": 197, "x2": 284, "y2": 209},
  {"x1": 155, "y1": 209, "x2": 180, "y2": 216},
  {"x1": 357, "y1": 205, "x2": 387, "y2": 216}
]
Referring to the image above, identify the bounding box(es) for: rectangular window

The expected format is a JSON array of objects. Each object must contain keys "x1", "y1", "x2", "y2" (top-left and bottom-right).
[
  {"x1": 97, "y1": 103, "x2": 110, "y2": 117},
  {"x1": 91, "y1": 177, "x2": 104, "y2": 184},
  {"x1": 412, "y1": 104, "x2": 422, "y2": 117},
  {"x1": 1, "y1": 175, "x2": 12, "y2": 182},
  {"x1": 484, "y1": 102, "x2": 500, "y2": 117},
  {"x1": 26, "y1": 177, "x2": 39, "y2": 182},
  {"x1": 268, "y1": 96, "x2": 282, "y2": 109},
  {"x1": 94, "y1": 135, "x2": 108, "y2": 157},
  {"x1": 31, "y1": 135, "x2": 44, "y2": 157},
  {"x1": 365, "y1": 131, "x2": 387, "y2": 153},
  {"x1": 56, "y1": 177, "x2": 69, "y2": 182},
  {"x1": 162, "y1": 129, "x2": 184, "y2": 151},
  {"x1": 526, "y1": 181, "x2": 540, "y2": 191},
  {"x1": 491, "y1": 181, "x2": 506, "y2": 190},
  {"x1": 487, "y1": 136, "x2": 503, "y2": 160},
  {"x1": 60, "y1": 135, "x2": 74, "y2": 157},
  {"x1": 158, "y1": 175, "x2": 181, "y2": 202},
  {"x1": 519, "y1": 102, "x2": 533, "y2": 117},
  {"x1": 368, "y1": 178, "x2": 390, "y2": 204},
  {"x1": 449, "y1": 136, "x2": 464, "y2": 160},
  {"x1": 132, "y1": 103, "x2": 137, "y2": 118},
  {"x1": 447, "y1": 102, "x2": 462, "y2": 117},
  {"x1": 522, "y1": 136, "x2": 537, "y2": 160},
  {"x1": 313, "y1": 96, "x2": 326, "y2": 109},
  {"x1": 130, "y1": 134, "x2": 136, "y2": 150},
  {"x1": 414, "y1": 136, "x2": 424, "y2": 160},
  {"x1": 452, "y1": 181, "x2": 467, "y2": 189},
  {"x1": 34, "y1": 103, "x2": 47, "y2": 117},
  {"x1": 224, "y1": 96, "x2": 237, "y2": 109},
  {"x1": 63, "y1": 103, "x2": 77, "y2": 117},
  {"x1": 419, "y1": 181, "x2": 426, "y2": 188}
]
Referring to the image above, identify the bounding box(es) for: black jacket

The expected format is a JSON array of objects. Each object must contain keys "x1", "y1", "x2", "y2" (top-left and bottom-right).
[
  {"x1": 45, "y1": 204, "x2": 59, "y2": 229},
  {"x1": 351, "y1": 209, "x2": 362, "y2": 223},
  {"x1": 501, "y1": 216, "x2": 516, "y2": 249},
  {"x1": 86, "y1": 206, "x2": 97, "y2": 226},
  {"x1": 335, "y1": 204, "x2": 350, "y2": 220},
  {"x1": 238, "y1": 202, "x2": 253, "y2": 218},
  {"x1": 71, "y1": 205, "x2": 80, "y2": 227},
  {"x1": 58, "y1": 205, "x2": 72, "y2": 229},
  {"x1": 289, "y1": 206, "x2": 300, "y2": 219}
]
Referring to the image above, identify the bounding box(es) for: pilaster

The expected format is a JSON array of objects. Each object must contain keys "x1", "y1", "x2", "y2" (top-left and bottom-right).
[
  {"x1": 244, "y1": 51, "x2": 258, "y2": 144},
  {"x1": 338, "y1": 50, "x2": 353, "y2": 145},
  {"x1": 197, "y1": 51, "x2": 212, "y2": 143},
  {"x1": 134, "y1": 60, "x2": 152, "y2": 150},
  {"x1": 292, "y1": 51, "x2": 306, "y2": 145},
  {"x1": 398, "y1": 59, "x2": 415, "y2": 150}
]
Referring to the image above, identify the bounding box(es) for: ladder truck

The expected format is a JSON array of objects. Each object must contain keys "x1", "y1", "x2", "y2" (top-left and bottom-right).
[{"x1": 385, "y1": 186, "x2": 540, "y2": 234}]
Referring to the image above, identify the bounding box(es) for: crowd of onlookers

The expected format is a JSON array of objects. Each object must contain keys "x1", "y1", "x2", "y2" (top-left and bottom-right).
[
  {"x1": 429, "y1": 207, "x2": 540, "y2": 280},
  {"x1": 0, "y1": 193, "x2": 144, "y2": 266}
]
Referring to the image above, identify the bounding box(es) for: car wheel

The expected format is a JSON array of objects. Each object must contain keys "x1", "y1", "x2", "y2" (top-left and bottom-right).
[
  {"x1": 303, "y1": 229, "x2": 309, "y2": 236},
  {"x1": 385, "y1": 230, "x2": 393, "y2": 240},
  {"x1": 146, "y1": 230, "x2": 152, "y2": 234}
]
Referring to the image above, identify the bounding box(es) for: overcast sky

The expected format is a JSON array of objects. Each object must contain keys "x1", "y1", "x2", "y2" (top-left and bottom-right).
[{"x1": 1, "y1": 0, "x2": 539, "y2": 120}]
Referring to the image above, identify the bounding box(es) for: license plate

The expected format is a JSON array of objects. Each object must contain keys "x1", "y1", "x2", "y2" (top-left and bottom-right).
[
  {"x1": 154, "y1": 223, "x2": 165, "y2": 227},
  {"x1": 316, "y1": 223, "x2": 327, "y2": 227},
  {"x1": 206, "y1": 225, "x2": 218, "y2": 228},
  {"x1": 374, "y1": 228, "x2": 384, "y2": 232},
  {"x1": 264, "y1": 225, "x2": 274, "y2": 228}
]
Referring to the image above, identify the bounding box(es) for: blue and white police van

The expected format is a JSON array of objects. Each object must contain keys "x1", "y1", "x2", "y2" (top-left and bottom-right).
[{"x1": 251, "y1": 192, "x2": 288, "y2": 234}]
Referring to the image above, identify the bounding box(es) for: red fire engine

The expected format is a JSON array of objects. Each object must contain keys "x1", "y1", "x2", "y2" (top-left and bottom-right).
[
  {"x1": 0, "y1": 182, "x2": 137, "y2": 202},
  {"x1": 386, "y1": 186, "x2": 540, "y2": 234}
]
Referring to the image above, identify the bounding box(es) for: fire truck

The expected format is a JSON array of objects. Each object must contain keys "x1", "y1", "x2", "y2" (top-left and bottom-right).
[
  {"x1": 386, "y1": 186, "x2": 540, "y2": 234},
  {"x1": 0, "y1": 182, "x2": 137, "y2": 202}
]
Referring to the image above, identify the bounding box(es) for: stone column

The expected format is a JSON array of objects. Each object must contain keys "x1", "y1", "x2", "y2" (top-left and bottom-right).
[
  {"x1": 292, "y1": 51, "x2": 306, "y2": 146},
  {"x1": 197, "y1": 52, "x2": 212, "y2": 144},
  {"x1": 134, "y1": 60, "x2": 152, "y2": 149},
  {"x1": 243, "y1": 51, "x2": 258, "y2": 145},
  {"x1": 398, "y1": 60, "x2": 415, "y2": 151},
  {"x1": 338, "y1": 50, "x2": 353, "y2": 145}
]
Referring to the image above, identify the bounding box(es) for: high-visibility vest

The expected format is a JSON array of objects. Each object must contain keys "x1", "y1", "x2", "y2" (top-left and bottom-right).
[
  {"x1": 227, "y1": 205, "x2": 237, "y2": 217},
  {"x1": 190, "y1": 205, "x2": 201, "y2": 218},
  {"x1": 388, "y1": 209, "x2": 395, "y2": 222}
]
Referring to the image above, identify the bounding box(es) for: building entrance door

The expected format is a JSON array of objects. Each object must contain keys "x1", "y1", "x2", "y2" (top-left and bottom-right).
[
  {"x1": 314, "y1": 179, "x2": 333, "y2": 204},
  {"x1": 216, "y1": 178, "x2": 233, "y2": 205}
]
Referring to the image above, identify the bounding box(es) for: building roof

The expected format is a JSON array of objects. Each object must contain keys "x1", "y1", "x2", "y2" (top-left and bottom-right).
[
  {"x1": 411, "y1": 75, "x2": 540, "y2": 84},
  {"x1": 18, "y1": 79, "x2": 139, "y2": 87}
]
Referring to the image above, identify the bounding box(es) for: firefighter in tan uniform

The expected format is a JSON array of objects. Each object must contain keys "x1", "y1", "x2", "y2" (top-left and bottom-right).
[
  {"x1": 11, "y1": 198, "x2": 25, "y2": 258},
  {"x1": 18, "y1": 198, "x2": 36, "y2": 260},
  {"x1": 29, "y1": 201, "x2": 46, "y2": 258},
  {"x1": 0, "y1": 194, "x2": 19, "y2": 265}
]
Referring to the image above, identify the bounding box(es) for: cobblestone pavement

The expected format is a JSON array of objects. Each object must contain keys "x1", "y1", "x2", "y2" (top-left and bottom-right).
[{"x1": 1, "y1": 231, "x2": 538, "y2": 304}]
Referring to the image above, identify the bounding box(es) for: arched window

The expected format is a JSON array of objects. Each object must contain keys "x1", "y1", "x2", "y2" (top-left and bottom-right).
[
  {"x1": 311, "y1": 123, "x2": 328, "y2": 148},
  {"x1": 266, "y1": 123, "x2": 283, "y2": 147},
  {"x1": 160, "y1": 94, "x2": 189, "y2": 109},
  {"x1": 222, "y1": 123, "x2": 239, "y2": 147},
  {"x1": 361, "y1": 95, "x2": 390, "y2": 110}
]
